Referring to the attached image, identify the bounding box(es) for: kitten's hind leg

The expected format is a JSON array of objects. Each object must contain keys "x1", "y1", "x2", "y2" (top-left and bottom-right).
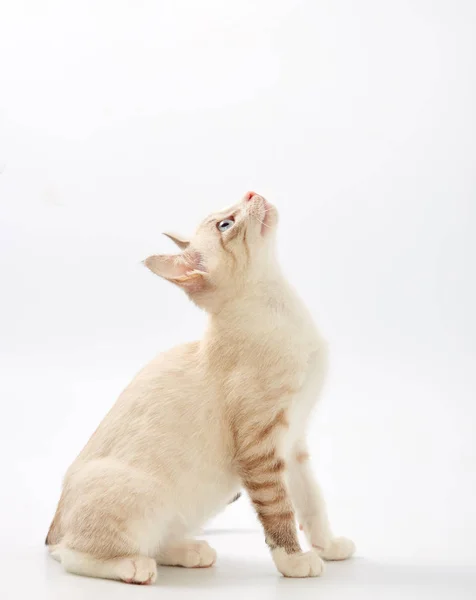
[
  {"x1": 157, "y1": 539, "x2": 217, "y2": 568},
  {"x1": 53, "y1": 546, "x2": 157, "y2": 584},
  {"x1": 48, "y1": 458, "x2": 166, "y2": 583}
]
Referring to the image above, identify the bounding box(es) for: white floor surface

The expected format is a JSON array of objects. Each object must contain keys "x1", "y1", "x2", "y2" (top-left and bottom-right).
[{"x1": 4, "y1": 531, "x2": 475, "y2": 600}]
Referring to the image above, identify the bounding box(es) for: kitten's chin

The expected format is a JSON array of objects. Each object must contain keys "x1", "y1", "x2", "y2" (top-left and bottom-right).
[{"x1": 261, "y1": 200, "x2": 278, "y2": 236}]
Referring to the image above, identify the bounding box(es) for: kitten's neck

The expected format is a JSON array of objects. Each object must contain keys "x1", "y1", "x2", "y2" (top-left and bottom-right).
[{"x1": 204, "y1": 274, "x2": 309, "y2": 339}]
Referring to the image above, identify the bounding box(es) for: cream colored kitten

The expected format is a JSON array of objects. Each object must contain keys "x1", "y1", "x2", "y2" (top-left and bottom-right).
[{"x1": 46, "y1": 191, "x2": 355, "y2": 583}]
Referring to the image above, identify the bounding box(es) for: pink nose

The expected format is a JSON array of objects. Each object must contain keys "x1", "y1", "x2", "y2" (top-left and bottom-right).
[{"x1": 245, "y1": 191, "x2": 257, "y2": 201}]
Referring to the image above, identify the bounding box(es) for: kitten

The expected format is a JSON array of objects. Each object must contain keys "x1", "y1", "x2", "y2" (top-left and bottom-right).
[{"x1": 46, "y1": 192, "x2": 355, "y2": 583}]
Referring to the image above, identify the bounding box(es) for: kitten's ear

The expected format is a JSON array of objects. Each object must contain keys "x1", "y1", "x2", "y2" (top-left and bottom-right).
[
  {"x1": 162, "y1": 232, "x2": 190, "y2": 250},
  {"x1": 143, "y1": 253, "x2": 208, "y2": 294}
]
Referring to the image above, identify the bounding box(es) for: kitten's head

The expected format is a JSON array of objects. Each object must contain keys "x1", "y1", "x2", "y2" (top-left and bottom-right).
[{"x1": 144, "y1": 192, "x2": 279, "y2": 312}]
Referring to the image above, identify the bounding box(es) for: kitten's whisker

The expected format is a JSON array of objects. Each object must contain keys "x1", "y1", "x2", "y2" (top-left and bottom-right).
[
  {"x1": 252, "y1": 214, "x2": 272, "y2": 229},
  {"x1": 245, "y1": 206, "x2": 272, "y2": 229}
]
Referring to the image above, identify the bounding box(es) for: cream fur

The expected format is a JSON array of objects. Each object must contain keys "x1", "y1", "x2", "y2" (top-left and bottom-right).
[{"x1": 46, "y1": 192, "x2": 355, "y2": 582}]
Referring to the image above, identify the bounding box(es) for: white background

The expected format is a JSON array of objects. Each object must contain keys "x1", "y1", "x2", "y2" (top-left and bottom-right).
[{"x1": 1, "y1": 1, "x2": 475, "y2": 598}]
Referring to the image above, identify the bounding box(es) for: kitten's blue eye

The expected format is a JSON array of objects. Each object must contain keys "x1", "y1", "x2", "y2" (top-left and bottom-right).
[{"x1": 217, "y1": 218, "x2": 234, "y2": 232}]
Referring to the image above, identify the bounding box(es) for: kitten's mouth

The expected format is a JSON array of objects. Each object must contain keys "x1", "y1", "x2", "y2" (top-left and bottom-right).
[{"x1": 244, "y1": 192, "x2": 277, "y2": 236}]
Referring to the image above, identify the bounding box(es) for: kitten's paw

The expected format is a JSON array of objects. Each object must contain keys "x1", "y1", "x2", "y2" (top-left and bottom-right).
[
  {"x1": 183, "y1": 541, "x2": 217, "y2": 568},
  {"x1": 118, "y1": 556, "x2": 157, "y2": 584},
  {"x1": 319, "y1": 537, "x2": 356, "y2": 561},
  {"x1": 272, "y1": 548, "x2": 324, "y2": 578},
  {"x1": 159, "y1": 540, "x2": 217, "y2": 568}
]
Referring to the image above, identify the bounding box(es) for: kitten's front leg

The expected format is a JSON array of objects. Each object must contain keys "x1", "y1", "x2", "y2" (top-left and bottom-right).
[
  {"x1": 288, "y1": 440, "x2": 356, "y2": 561},
  {"x1": 236, "y1": 411, "x2": 324, "y2": 578}
]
